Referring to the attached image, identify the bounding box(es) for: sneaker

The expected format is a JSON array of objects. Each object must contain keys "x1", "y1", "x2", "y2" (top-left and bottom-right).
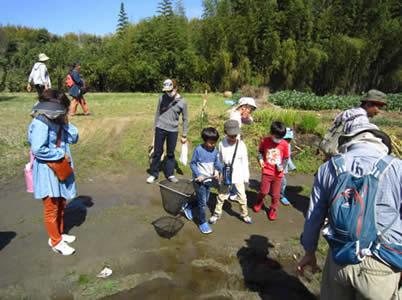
[
  {"x1": 48, "y1": 234, "x2": 76, "y2": 247},
  {"x1": 209, "y1": 214, "x2": 220, "y2": 224},
  {"x1": 52, "y1": 241, "x2": 75, "y2": 256},
  {"x1": 242, "y1": 216, "x2": 253, "y2": 224},
  {"x1": 146, "y1": 175, "x2": 156, "y2": 184},
  {"x1": 229, "y1": 194, "x2": 237, "y2": 201},
  {"x1": 62, "y1": 234, "x2": 76, "y2": 243},
  {"x1": 280, "y1": 197, "x2": 291, "y2": 206},
  {"x1": 182, "y1": 205, "x2": 193, "y2": 221},
  {"x1": 268, "y1": 208, "x2": 277, "y2": 221},
  {"x1": 199, "y1": 222, "x2": 213, "y2": 234},
  {"x1": 253, "y1": 200, "x2": 264, "y2": 213},
  {"x1": 168, "y1": 176, "x2": 179, "y2": 183}
]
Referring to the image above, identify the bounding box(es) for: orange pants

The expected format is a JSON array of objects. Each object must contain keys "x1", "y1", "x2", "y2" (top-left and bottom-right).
[
  {"x1": 43, "y1": 197, "x2": 66, "y2": 247},
  {"x1": 69, "y1": 97, "x2": 90, "y2": 115}
]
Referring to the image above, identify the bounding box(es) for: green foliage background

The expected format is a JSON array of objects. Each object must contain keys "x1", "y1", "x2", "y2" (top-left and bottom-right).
[{"x1": 0, "y1": 0, "x2": 401, "y2": 94}]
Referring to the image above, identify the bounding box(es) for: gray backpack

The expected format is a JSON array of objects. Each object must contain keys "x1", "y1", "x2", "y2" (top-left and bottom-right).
[{"x1": 319, "y1": 114, "x2": 364, "y2": 156}]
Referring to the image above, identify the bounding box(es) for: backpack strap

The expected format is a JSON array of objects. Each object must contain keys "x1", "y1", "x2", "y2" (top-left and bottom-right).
[
  {"x1": 331, "y1": 155, "x2": 347, "y2": 176},
  {"x1": 371, "y1": 155, "x2": 395, "y2": 179},
  {"x1": 35, "y1": 114, "x2": 53, "y2": 127}
]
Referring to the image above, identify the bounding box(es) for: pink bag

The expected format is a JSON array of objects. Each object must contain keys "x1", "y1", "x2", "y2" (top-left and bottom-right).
[{"x1": 24, "y1": 151, "x2": 34, "y2": 193}]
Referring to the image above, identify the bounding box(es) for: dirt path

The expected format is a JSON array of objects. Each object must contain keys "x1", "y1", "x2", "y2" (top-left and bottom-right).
[{"x1": 0, "y1": 171, "x2": 315, "y2": 299}]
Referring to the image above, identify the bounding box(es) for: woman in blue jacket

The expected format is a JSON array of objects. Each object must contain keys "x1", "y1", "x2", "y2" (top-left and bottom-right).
[
  {"x1": 68, "y1": 62, "x2": 90, "y2": 116},
  {"x1": 29, "y1": 89, "x2": 79, "y2": 256}
]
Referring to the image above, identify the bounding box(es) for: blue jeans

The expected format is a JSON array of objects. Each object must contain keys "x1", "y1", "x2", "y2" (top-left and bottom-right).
[
  {"x1": 150, "y1": 127, "x2": 178, "y2": 177},
  {"x1": 192, "y1": 181, "x2": 211, "y2": 225},
  {"x1": 280, "y1": 175, "x2": 287, "y2": 198}
]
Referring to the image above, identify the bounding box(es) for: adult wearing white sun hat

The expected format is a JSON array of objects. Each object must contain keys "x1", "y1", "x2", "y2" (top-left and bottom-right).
[
  {"x1": 27, "y1": 53, "x2": 51, "y2": 96},
  {"x1": 229, "y1": 97, "x2": 257, "y2": 128}
]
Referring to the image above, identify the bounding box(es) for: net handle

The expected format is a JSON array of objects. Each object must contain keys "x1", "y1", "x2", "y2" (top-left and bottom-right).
[
  {"x1": 156, "y1": 176, "x2": 215, "y2": 198},
  {"x1": 156, "y1": 182, "x2": 193, "y2": 198}
]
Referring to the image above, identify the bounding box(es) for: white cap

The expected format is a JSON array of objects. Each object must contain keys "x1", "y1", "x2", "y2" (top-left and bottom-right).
[
  {"x1": 38, "y1": 53, "x2": 49, "y2": 62},
  {"x1": 162, "y1": 79, "x2": 174, "y2": 92},
  {"x1": 237, "y1": 97, "x2": 257, "y2": 110}
]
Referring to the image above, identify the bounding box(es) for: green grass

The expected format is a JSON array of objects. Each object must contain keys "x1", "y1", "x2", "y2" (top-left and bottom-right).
[
  {"x1": 0, "y1": 92, "x2": 229, "y2": 183},
  {"x1": 1, "y1": 92, "x2": 400, "y2": 184},
  {"x1": 78, "y1": 274, "x2": 90, "y2": 285},
  {"x1": 372, "y1": 116, "x2": 402, "y2": 128},
  {"x1": 293, "y1": 147, "x2": 322, "y2": 174}
]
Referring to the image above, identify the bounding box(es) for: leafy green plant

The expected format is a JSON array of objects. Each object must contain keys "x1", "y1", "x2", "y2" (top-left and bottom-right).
[{"x1": 270, "y1": 90, "x2": 402, "y2": 111}]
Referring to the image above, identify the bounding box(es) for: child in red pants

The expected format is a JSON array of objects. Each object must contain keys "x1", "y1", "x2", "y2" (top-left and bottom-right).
[{"x1": 254, "y1": 121, "x2": 289, "y2": 221}]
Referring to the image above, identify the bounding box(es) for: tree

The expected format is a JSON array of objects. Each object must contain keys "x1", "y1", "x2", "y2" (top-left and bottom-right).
[
  {"x1": 116, "y1": 2, "x2": 129, "y2": 35},
  {"x1": 158, "y1": 0, "x2": 174, "y2": 17},
  {"x1": 175, "y1": 0, "x2": 186, "y2": 17}
]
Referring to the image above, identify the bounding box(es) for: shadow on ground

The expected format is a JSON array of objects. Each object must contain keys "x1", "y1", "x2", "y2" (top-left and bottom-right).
[
  {"x1": 247, "y1": 179, "x2": 310, "y2": 216},
  {"x1": 285, "y1": 186, "x2": 310, "y2": 216},
  {"x1": 0, "y1": 96, "x2": 17, "y2": 102},
  {"x1": 0, "y1": 231, "x2": 17, "y2": 251},
  {"x1": 64, "y1": 195, "x2": 94, "y2": 233},
  {"x1": 237, "y1": 234, "x2": 316, "y2": 300}
]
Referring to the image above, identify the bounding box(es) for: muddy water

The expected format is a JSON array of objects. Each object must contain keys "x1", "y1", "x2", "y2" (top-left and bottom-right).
[
  {"x1": 99, "y1": 173, "x2": 315, "y2": 299},
  {"x1": 100, "y1": 232, "x2": 315, "y2": 300},
  {"x1": 0, "y1": 171, "x2": 315, "y2": 299}
]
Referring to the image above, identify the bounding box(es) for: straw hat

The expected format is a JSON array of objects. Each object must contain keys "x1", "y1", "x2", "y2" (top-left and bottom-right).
[{"x1": 38, "y1": 53, "x2": 50, "y2": 62}]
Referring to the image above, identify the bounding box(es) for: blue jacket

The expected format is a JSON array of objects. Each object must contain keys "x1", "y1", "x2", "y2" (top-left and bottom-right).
[
  {"x1": 301, "y1": 144, "x2": 402, "y2": 254},
  {"x1": 28, "y1": 117, "x2": 79, "y2": 200},
  {"x1": 190, "y1": 145, "x2": 223, "y2": 179},
  {"x1": 68, "y1": 70, "x2": 84, "y2": 98}
]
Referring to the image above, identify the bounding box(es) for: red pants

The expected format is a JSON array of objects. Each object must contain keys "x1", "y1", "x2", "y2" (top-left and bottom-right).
[
  {"x1": 43, "y1": 197, "x2": 66, "y2": 247},
  {"x1": 257, "y1": 174, "x2": 282, "y2": 210},
  {"x1": 69, "y1": 97, "x2": 89, "y2": 115}
]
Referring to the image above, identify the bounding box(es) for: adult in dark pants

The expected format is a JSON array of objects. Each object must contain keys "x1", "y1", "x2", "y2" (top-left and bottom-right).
[
  {"x1": 68, "y1": 62, "x2": 90, "y2": 116},
  {"x1": 27, "y1": 53, "x2": 51, "y2": 96},
  {"x1": 147, "y1": 79, "x2": 188, "y2": 184}
]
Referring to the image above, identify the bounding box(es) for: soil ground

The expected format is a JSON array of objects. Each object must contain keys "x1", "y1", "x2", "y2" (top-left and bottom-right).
[{"x1": 0, "y1": 170, "x2": 315, "y2": 300}]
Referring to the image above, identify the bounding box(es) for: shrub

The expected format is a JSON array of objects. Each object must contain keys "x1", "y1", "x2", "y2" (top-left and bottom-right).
[
  {"x1": 270, "y1": 90, "x2": 402, "y2": 111},
  {"x1": 253, "y1": 109, "x2": 320, "y2": 135}
]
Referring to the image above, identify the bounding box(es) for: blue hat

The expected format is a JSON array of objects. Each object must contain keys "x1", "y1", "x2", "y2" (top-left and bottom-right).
[{"x1": 284, "y1": 128, "x2": 294, "y2": 139}]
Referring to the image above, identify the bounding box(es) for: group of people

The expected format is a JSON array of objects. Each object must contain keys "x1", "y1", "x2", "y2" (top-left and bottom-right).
[
  {"x1": 146, "y1": 80, "x2": 402, "y2": 299},
  {"x1": 26, "y1": 72, "x2": 402, "y2": 299},
  {"x1": 148, "y1": 79, "x2": 296, "y2": 234},
  {"x1": 25, "y1": 53, "x2": 93, "y2": 256},
  {"x1": 27, "y1": 53, "x2": 91, "y2": 116}
]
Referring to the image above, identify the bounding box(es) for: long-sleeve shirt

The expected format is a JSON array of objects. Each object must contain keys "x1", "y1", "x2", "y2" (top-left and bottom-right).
[
  {"x1": 229, "y1": 110, "x2": 253, "y2": 128},
  {"x1": 301, "y1": 144, "x2": 402, "y2": 255},
  {"x1": 28, "y1": 117, "x2": 79, "y2": 200},
  {"x1": 190, "y1": 144, "x2": 223, "y2": 179},
  {"x1": 284, "y1": 143, "x2": 296, "y2": 174},
  {"x1": 154, "y1": 94, "x2": 188, "y2": 136},
  {"x1": 28, "y1": 62, "x2": 51, "y2": 88},
  {"x1": 68, "y1": 70, "x2": 84, "y2": 98},
  {"x1": 218, "y1": 137, "x2": 249, "y2": 184}
]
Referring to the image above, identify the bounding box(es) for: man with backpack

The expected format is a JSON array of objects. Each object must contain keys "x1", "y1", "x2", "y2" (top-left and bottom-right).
[
  {"x1": 298, "y1": 126, "x2": 402, "y2": 300},
  {"x1": 319, "y1": 89, "x2": 387, "y2": 157}
]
